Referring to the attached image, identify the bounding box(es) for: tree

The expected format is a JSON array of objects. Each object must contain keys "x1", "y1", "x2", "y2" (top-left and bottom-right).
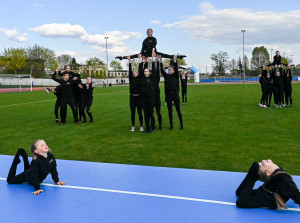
[
  {"x1": 251, "y1": 46, "x2": 270, "y2": 69},
  {"x1": 2, "y1": 47, "x2": 27, "y2": 74},
  {"x1": 110, "y1": 60, "x2": 123, "y2": 71},
  {"x1": 228, "y1": 59, "x2": 238, "y2": 75},
  {"x1": 126, "y1": 59, "x2": 139, "y2": 72},
  {"x1": 86, "y1": 57, "x2": 106, "y2": 77},
  {"x1": 210, "y1": 51, "x2": 229, "y2": 75},
  {"x1": 26, "y1": 44, "x2": 58, "y2": 72},
  {"x1": 57, "y1": 54, "x2": 72, "y2": 68},
  {"x1": 71, "y1": 57, "x2": 80, "y2": 70}
]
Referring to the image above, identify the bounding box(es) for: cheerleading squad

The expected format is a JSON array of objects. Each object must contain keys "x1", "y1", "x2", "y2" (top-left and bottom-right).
[
  {"x1": 127, "y1": 53, "x2": 188, "y2": 133},
  {"x1": 117, "y1": 28, "x2": 187, "y2": 133},
  {"x1": 45, "y1": 65, "x2": 94, "y2": 124},
  {"x1": 258, "y1": 51, "x2": 293, "y2": 108}
]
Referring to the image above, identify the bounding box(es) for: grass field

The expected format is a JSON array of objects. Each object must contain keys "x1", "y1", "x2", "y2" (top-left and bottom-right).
[{"x1": 0, "y1": 83, "x2": 299, "y2": 175}]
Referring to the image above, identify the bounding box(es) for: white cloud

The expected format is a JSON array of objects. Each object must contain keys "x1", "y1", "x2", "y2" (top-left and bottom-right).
[
  {"x1": 31, "y1": 23, "x2": 142, "y2": 56},
  {"x1": 0, "y1": 28, "x2": 27, "y2": 42},
  {"x1": 156, "y1": 2, "x2": 300, "y2": 45},
  {"x1": 30, "y1": 23, "x2": 87, "y2": 37}
]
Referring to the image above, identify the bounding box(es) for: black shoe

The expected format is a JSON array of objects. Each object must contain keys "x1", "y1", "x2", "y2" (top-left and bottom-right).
[
  {"x1": 59, "y1": 122, "x2": 65, "y2": 125},
  {"x1": 115, "y1": 56, "x2": 123, "y2": 60},
  {"x1": 169, "y1": 126, "x2": 173, "y2": 130},
  {"x1": 151, "y1": 126, "x2": 156, "y2": 130},
  {"x1": 180, "y1": 126, "x2": 183, "y2": 130},
  {"x1": 89, "y1": 120, "x2": 93, "y2": 123},
  {"x1": 82, "y1": 120, "x2": 87, "y2": 123},
  {"x1": 56, "y1": 119, "x2": 59, "y2": 123},
  {"x1": 75, "y1": 122, "x2": 80, "y2": 125},
  {"x1": 158, "y1": 126, "x2": 162, "y2": 130}
]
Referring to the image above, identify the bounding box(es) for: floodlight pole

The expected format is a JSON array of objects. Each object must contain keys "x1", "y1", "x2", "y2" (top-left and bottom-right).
[
  {"x1": 241, "y1": 30, "x2": 246, "y2": 81},
  {"x1": 105, "y1": 36, "x2": 109, "y2": 80}
]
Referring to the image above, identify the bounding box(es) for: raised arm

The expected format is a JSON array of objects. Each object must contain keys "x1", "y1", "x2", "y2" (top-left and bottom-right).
[{"x1": 52, "y1": 69, "x2": 62, "y2": 84}]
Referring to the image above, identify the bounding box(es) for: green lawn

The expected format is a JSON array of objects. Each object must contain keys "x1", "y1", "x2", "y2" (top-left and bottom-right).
[{"x1": 0, "y1": 83, "x2": 299, "y2": 174}]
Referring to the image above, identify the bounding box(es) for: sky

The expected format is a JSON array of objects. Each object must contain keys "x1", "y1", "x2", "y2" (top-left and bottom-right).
[{"x1": 1, "y1": 0, "x2": 300, "y2": 72}]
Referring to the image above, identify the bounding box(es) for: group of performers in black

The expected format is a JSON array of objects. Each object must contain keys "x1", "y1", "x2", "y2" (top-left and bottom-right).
[
  {"x1": 258, "y1": 51, "x2": 293, "y2": 108},
  {"x1": 127, "y1": 53, "x2": 185, "y2": 133},
  {"x1": 117, "y1": 28, "x2": 187, "y2": 133},
  {"x1": 45, "y1": 65, "x2": 94, "y2": 124}
]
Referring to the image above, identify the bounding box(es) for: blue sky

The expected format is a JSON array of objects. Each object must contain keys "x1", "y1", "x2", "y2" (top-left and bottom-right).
[{"x1": 1, "y1": 0, "x2": 300, "y2": 72}]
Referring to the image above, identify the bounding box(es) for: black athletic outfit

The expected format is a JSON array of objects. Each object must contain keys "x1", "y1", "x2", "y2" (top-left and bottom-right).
[
  {"x1": 7, "y1": 149, "x2": 59, "y2": 191},
  {"x1": 266, "y1": 74, "x2": 273, "y2": 107},
  {"x1": 52, "y1": 71, "x2": 79, "y2": 123},
  {"x1": 259, "y1": 73, "x2": 267, "y2": 106},
  {"x1": 273, "y1": 55, "x2": 282, "y2": 65},
  {"x1": 80, "y1": 83, "x2": 94, "y2": 122},
  {"x1": 284, "y1": 68, "x2": 293, "y2": 106},
  {"x1": 118, "y1": 36, "x2": 174, "y2": 59},
  {"x1": 272, "y1": 68, "x2": 284, "y2": 106},
  {"x1": 129, "y1": 62, "x2": 143, "y2": 127},
  {"x1": 180, "y1": 74, "x2": 188, "y2": 104},
  {"x1": 53, "y1": 85, "x2": 62, "y2": 121},
  {"x1": 140, "y1": 61, "x2": 156, "y2": 132},
  {"x1": 236, "y1": 163, "x2": 300, "y2": 209},
  {"x1": 160, "y1": 60, "x2": 183, "y2": 129}
]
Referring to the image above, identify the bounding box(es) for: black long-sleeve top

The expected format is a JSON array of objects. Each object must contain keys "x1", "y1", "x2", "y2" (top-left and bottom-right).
[
  {"x1": 160, "y1": 60, "x2": 180, "y2": 93},
  {"x1": 273, "y1": 68, "x2": 283, "y2": 89},
  {"x1": 58, "y1": 71, "x2": 81, "y2": 80},
  {"x1": 81, "y1": 83, "x2": 94, "y2": 100},
  {"x1": 259, "y1": 75, "x2": 267, "y2": 87},
  {"x1": 52, "y1": 71, "x2": 78, "y2": 99},
  {"x1": 284, "y1": 69, "x2": 292, "y2": 87},
  {"x1": 139, "y1": 61, "x2": 156, "y2": 97},
  {"x1": 144, "y1": 61, "x2": 161, "y2": 95},
  {"x1": 53, "y1": 85, "x2": 62, "y2": 100},
  {"x1": 266, "y1": 77, "x2": 273, "y2": 90},
  {"x1": 273, "y1": 55, "x2": 282, "y2": 65},
  {"x1": 27, "y1": 152, "x2": 59, "y2": 190},
  {"x1": 180, "y1": 74, "x2": 188, "y2": 88},
  {"x1": 128, "y1": 63, "x2": 141, "y2": 95},
  {"x1": 141, "y1": 36, "x2": 157, "y2": 56},
  {"x1": 257, "y1": 168, "x2": 300, "y2": 208}
]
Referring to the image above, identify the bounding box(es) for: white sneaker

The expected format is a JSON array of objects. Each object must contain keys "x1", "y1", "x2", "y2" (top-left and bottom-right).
[
  {"x1": 131, "y1": 126, "x2": 135, "y2": 132},
  {"x1": 140, "y1": 126, "x2": 144, "y2": 132},
  {"x1": 263, "y1": 105, "x2": 267, "y2": 108}
]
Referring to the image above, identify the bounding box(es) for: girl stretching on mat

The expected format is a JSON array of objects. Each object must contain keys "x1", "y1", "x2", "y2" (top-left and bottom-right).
[
  {"x1": 7, "y1": 139, "x2": 65, "y2": 195},
  {"x1": 235, "y1": 160, "x2": 300, "y2": 209}
]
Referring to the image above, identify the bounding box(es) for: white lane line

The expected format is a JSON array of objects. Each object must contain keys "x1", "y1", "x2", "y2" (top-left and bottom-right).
[
  {"x1": 0, "y1": 177, "x2": 299, "y2": 212},
  {"x1": 0, "y1": 90, "x2": 127, "y2": 108}
]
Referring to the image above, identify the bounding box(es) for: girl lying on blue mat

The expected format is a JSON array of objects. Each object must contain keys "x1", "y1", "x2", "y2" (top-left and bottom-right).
[
  {"x1": 7, "y1": 139, "x2": 65, "y2": 195},
  {"x1": 236, "y1": 160, "x2": 300, "y2": 210}
]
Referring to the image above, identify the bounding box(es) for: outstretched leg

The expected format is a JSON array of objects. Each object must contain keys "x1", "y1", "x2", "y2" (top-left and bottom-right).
[{"x1": 7, "y1": 149, "x2": 29, "y2": 184}]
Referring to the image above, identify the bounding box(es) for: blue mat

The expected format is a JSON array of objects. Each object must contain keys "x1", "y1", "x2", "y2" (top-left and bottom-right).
[{"x1": 0, "y1": 155, "x2": 299, "y2": 223}]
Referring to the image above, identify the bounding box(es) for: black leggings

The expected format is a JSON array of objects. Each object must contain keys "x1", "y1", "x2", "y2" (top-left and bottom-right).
[
  {"x1": 80, "y1": 98, "x2": 93, "y2": 122},
  {"x1": 54, "y1": 99, "x2": 61, "y2": 120},
  {"x1": 151, "y1": 93, "x2": 162, "y2": 128},
  {"x1": 166, "y1": 91, "x2": 183, "y2": 128},
  {"x1": 274, "y1": 87, "x2": 283, "y2": 105},
  {"x1": 260, "y1": 86, "x2": 267, "y2": 105},
  {"x1": 266, "y1": 89, "x2": 272, "y2": 107},
  {"x1": 7, "y1": 149, "x2": 30, "y2": 185},
  {"x1": 141, "y1": 95, "x2": 155, "y2": 131},
  {"x1": 130, "y1": 94, "x2": 143, "y2": 126},
  {"x1": 285, "y1": 86, "x2": 292, "y2": 105},
  {"x1": 181, "y1": 86, "x2": 187, "y2": 103},
  {"x1": 125, "y1": 51, "x2": 174, "y2": 59},
  {"x1": 60, "y1": 98, "x2": 78, "y2": 123}
]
